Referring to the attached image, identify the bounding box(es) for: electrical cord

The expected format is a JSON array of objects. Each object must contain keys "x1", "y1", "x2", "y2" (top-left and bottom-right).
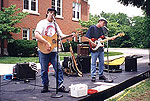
[
  {"x1": 0, "y1": 60, "x2": 58, "y2": 95},
  {"x1": 0, "y1": 73, "x2": 40, "y2": 94},
  {"x1": 0, "y1": 71, "x2": 57, "y2": 95}
]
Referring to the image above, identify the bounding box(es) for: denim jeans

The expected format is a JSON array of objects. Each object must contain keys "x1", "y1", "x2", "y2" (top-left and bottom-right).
[
  {"x1": 91, "y1": 51, "x2": 104, "y2": 77},
  {"x1": 38, "y1": 51, "x2": 63, "y2": 88}
]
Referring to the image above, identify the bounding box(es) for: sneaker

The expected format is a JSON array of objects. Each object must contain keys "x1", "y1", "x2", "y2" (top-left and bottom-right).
[
  {"x1": 99, "y1": 75, "x2": 107, "y2": 80},
  {"x1": 41, "y1": 85, "x2": 49, "y2": 93},
  {"x1": 58, "y1": 85, "x2": 69, "y2": 93},
  {"x1": 91, "y1": 77, "x2": 96, "y2": 82}
]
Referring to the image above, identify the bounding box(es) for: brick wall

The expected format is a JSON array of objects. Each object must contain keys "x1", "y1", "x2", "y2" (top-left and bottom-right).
[{"x1": 1, "y1": 0, "x2": 89, "y2": 48}]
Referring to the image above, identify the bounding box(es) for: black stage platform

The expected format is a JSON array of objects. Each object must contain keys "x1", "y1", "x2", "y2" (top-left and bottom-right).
[{"x1": 0, "y1": 60, "x2": 150, "y2": 101}]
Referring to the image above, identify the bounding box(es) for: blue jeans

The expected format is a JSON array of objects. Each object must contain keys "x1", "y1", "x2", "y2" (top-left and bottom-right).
[
  {"x1": 91, "y1": 51, "x2": 104, "y2": 77},
  {"x1": 38, "y1": 51, "x2": 63, "y2": 88}
]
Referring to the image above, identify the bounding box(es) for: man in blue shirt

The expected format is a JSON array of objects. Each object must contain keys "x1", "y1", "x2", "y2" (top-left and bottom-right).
[{"x1": 85, "y1": 17, "x2": 111, "y2": 82}]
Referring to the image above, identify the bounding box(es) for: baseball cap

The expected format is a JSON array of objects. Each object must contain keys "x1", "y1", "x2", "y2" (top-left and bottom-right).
[
  {"x1": 47, "y1": 8, "x2": 57, "y2": 15},
  {"x1": 98, "y1": 17, "x2": 108, "y2": 24}
]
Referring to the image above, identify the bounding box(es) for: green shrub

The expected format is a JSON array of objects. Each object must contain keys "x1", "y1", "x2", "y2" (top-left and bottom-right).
[
  {"x1": 120, "y1": 40, "x2": 133, "y2": 48},
  {"x1": 62, "y1": 41, "x2": 79, "y2": 53},
  {"x1": 7, "y1": 40, "x2": 37, "y2": 57}
]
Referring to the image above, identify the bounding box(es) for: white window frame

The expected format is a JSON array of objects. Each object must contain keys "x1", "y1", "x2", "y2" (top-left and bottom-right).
[
  {"x1": 72, "y1": 32, "x2": 76, "y2": 41},
  {"x1": 22, "y1": 28, "x2": 30, "y2": 40},
  {"x1": 23, "y1": 0, "x2": 39, "y2": 15},
  {"x1": 77, "y1": 34, "x2": 82, "y2": 42},
  {"x1": 32, "y1": 29, "x2": 36, "y2": 40},
  {"x1": 52, "y1": 0, "x2": 63, "y2": 19},
  {"x1": 72, "y1": 2, "x2": 81, "y2": 21}
]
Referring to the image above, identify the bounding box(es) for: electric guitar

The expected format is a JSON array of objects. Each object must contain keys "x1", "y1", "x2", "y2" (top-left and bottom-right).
[
  {"x1": 89, "y1": 33, "x2": 125, "y2": 51},
  {"x1": 38, "y1": 34, "x2": 75, "y2": 54}
]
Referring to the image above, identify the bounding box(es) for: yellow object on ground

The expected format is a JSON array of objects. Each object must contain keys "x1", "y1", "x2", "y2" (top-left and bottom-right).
[{"x1": 104, "y1": 56, "x2": 125, "y2": 66}]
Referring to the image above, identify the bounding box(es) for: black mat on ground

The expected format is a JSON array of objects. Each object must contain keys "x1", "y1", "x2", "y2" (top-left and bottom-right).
[{"x1": 0, "y1": 62, "x2": 150, "y2": 101}]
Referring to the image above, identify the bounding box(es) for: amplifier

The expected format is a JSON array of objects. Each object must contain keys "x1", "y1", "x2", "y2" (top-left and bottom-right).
[
  {"x1": 62, "y1": 56, "x2": 72, "y2": 68},
  {"x1": 77, "y1": 44, "x2": 89, "y2": 56},
  {"x1": 125, "y1": 56, "x2": 137, "y2": 72},
  {"x1": 77, "y1": 56, "x2": 91, "y2": 73},
  {"x1": 13, "y1": 63, "x2": 36, "y2": 80}
]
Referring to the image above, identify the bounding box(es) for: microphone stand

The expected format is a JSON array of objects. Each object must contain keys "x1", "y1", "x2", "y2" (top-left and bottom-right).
[
  {"x1": 51, "y1": 16, "x2": 63, "y2": 98},
  {"x1": 148, "y1": 41, "x2": 150, "y2": 66},
  {"x1": 0, "y1": 75, "x2": 1, "y2": 95},
  {"x1": 104, "y1": 27, "x2": 113, "y2": 83}
]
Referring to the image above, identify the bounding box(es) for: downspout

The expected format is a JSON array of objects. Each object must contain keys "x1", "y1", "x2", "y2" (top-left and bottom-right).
[
  {"x1": 0, "y1": 0, "x2": 3, "y2": 56},
  {"x1": 1, "y1": 0, "x2": 3, "y2": 10}
]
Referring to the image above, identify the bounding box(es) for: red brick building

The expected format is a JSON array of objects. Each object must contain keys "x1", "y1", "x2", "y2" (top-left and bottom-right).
[{"x1": 0, "y1": 0, "x2": 90, "y2": 55}]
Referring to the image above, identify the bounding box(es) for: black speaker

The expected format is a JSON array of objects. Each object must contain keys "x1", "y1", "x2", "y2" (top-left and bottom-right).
[
  {"x1": 125, "y1": 56, "x2": 137, "y2": 72},
  {"x1": 62, "y1": 56, "x2": 72, "y2": 68},
  {"x1": 13, "y1": 63, "x2": 36, "y2": 80},
  {"x1": 77, "y1": 56, "x2": 91, "y2": 73}
]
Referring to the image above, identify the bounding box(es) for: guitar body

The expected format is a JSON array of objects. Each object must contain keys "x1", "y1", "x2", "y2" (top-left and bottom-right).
[
  {"x1": 37, "y1": 33, "x2": 78, "y2": 54},
  {"x1": 90, "y1": 38, "x2": 104, "y2": 51},
  {"x1": 38, "y1": 34, "x2": 57, "y2": 54}
]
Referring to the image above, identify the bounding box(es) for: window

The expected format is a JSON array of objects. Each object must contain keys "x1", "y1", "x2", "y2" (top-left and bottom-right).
[
  {"x1": 24, "y1": 0, "x2": 29, "y2": 9},
  {"x1": 72, "y1": 2, "x2": 81, "y2": 21},
  {"x1": 32, "y1": 29, "x2": 36, "y2": 40},
  {"x1": 72, "y1": 32, "x2": 76, "y2": 41},
  {"x1": 23, "y1": 0, "x2": 39, "y2": 15},
  {"x1": 77, "y1": 34, "x2": 82, "y2": 42},
  {"x1": 31, "y1": 0, "x2": 36, "y2": 11},
  {"x1": 52, "y1": 0, "x2": 62, "y2": 17},
  {"x1": 22, "y1": 28, "x2": 30, "y2": 40}
]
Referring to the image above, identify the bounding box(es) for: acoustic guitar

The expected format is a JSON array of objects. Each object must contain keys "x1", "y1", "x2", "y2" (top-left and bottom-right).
[{"x1": 38, "y1": 34, "x2": 74, "y2": 54}]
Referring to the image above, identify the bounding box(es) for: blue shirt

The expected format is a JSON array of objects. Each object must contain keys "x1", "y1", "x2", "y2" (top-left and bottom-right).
[
  {"x1": 85, "y1": 25, "x2": 105, "y2": 52},
  {"x1": 85, "y1": 25, "x2": 104, "y2": 39}
]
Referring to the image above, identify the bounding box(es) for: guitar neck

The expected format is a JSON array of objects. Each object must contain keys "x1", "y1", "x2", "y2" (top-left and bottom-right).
[
  {"x1": 61, "y1": 31, "x2": 83, "y2": 40},
  {"x1": 100, "y1": 35, "x2": 118, "y2": 43},
  {"x1": 100, "y1": 33, "x2": 125, "y2": 43},
  {"x1": 61, "y1": 34, "x2": 73, "y2": 40}
]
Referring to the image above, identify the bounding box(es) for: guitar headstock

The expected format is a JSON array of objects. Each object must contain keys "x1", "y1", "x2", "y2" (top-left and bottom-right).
[{"x1": 117, "y1": 33, "x2": 125, "y2": 37}]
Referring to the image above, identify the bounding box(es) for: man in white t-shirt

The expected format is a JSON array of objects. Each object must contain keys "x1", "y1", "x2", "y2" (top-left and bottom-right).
[{"x1": 35, "y1": 8, "x2": 69, "y2": 93}]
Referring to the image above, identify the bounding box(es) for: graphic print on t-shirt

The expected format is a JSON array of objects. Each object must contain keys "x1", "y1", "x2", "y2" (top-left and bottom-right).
[{"x1": 45, "y1": 25, "x2": 56, "y2": 37}]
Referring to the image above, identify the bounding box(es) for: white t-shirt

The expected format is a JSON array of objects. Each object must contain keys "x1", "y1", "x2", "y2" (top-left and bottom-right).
[{"x1": 35, "y1": 19, "x2": 66, "y2": 52}]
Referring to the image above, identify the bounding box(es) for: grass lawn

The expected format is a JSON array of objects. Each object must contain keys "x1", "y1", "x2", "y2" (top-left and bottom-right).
[
  {"x1": 107, "y1": 78, "x2": 150, "y2": 101},
  {"x1": 0, "y1": 51, "x2": 123, "y2": 64}
]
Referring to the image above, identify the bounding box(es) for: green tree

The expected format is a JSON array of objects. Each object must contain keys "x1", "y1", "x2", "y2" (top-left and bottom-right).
[
  {"x1": 79, "y1": 12, "x2": 131, "y2": 48},
  {"x1": 118, "y1": 0, "x2": 150, "y2": 16},
  {"x1": 0, "y1": 5, "x2": 28, "y2": 56},
  {"x1": 129, "y1": 16, "x2": 150, "y2": 48},
  {"x1": 118, "y1": 0, "x2": 150, "y2": 48},
  {"x1": 79, "y1": 12, "x2": 149, "y2": 48}
]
